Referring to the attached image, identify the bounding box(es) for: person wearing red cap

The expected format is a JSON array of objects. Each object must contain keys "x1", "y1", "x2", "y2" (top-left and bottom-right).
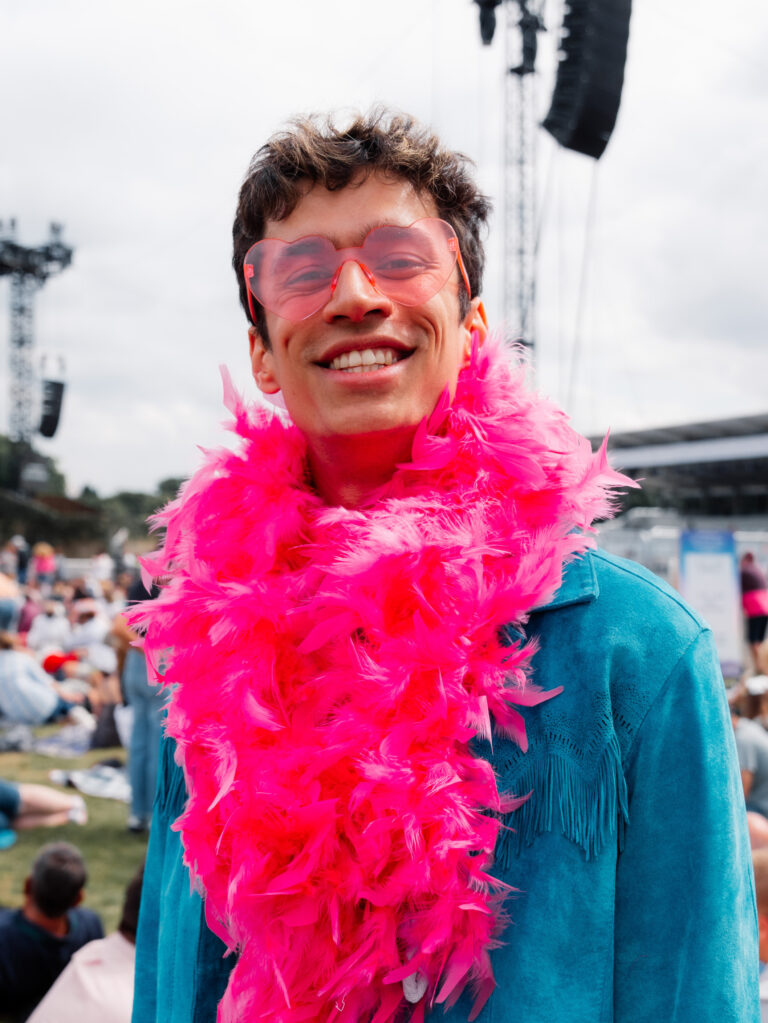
[
  {"x1": 0, "y1": 633, "x2": 83, "y2": 725},
  {"x1": 41, "y1": 651, "x2": 80, "y2": 676}
]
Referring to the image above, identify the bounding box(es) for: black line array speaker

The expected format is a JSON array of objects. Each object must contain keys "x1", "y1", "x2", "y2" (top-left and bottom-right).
[
  {"x1": 39, "y1": 379, "x2": 65, "y2": 438},
  {"x1": 474, "y1": 0, "x2": 503, "y2": 46},
  {"x1": 542, "y1": 0, "x2": 632, "y2": 159}
]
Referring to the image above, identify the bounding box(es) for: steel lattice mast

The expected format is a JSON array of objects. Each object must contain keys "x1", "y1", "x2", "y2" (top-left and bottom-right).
[
  {"x1": 475, "y1": 0, "x2": 544, "y2": 356},
  {"x1": 0, "y1": 221, "x2": 73, "y2": 442},
  {"x1": 504, "y1": 0, "x2": 544, "y2": 354}
]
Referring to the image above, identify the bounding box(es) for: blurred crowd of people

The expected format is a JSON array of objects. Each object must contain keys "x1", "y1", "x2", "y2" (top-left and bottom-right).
[
  {"x1": 0, "y1": 537, "x2": 155, "y2": 1021},
  {"x1": 0, "y1": 536, "x2": 162, "y2": 835}
]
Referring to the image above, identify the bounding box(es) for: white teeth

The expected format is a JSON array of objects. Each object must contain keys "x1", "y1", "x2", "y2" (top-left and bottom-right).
[{"x1": 328, "y1": 347, "x2": 401, "y2": 372}]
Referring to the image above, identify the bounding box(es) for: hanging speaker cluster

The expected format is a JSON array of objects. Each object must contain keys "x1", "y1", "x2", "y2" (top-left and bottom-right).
[
  {"x1": 542, "y1": 0, "x2": 632, "y2": 159},
  {"x1": 39, "y1": 379, "x2": 65, "y2": 438},
  {"x1": 473, "y1": 0, "x2": 503, "y2": 45}
]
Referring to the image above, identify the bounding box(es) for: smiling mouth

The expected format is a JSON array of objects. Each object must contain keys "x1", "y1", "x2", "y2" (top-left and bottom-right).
[{"x1": 324, "y1": 347, "x2": 413, "y2": 373}]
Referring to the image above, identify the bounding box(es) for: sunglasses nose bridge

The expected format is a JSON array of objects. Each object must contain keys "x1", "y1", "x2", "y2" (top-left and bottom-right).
[
  {"x1": 323, "y1": 258, "x2": 392, "y2": 322},
  {"x1": 329, "y1": 258, "x2": 378, "y2": 297}
]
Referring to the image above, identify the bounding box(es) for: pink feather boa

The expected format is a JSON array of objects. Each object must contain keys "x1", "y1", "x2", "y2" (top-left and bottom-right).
[{"x1": 131, "y1": 336, "x2": 631, "y2": 1023}]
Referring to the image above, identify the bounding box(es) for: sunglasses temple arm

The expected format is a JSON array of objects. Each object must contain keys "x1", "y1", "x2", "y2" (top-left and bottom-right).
[
  {"x1": 245, "y1": 276, "x2": 259, "y2": 325},
  {"x1": 457, "y1": 251, "x2": 472, "y2": 301}
]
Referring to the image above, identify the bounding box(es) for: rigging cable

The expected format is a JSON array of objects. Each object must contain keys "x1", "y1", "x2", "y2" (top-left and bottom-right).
[{"x1": 566, "y1": 159, "x2": 600, "y2": 416}]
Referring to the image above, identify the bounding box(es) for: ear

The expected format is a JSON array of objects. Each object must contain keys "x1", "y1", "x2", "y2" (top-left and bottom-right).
[
  {"x1": 461, "y1": 298, "x2": 488, "y2": 365},
  {"x1": 248, "y1": 327, "x2": 280, "y2": 396},
  {"x1": 74, "y1": 889, "x2": 84, "y2": 907}
]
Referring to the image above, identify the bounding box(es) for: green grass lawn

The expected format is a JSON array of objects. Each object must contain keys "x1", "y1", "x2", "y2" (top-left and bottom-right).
[{"x1": 0, "y1": 741, "x2": 149, "y2": 932}]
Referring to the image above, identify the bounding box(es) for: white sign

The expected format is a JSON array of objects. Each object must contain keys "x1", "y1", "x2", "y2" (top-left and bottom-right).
[{"x1": 678, "y1": 530, "x2": 742, "y2": 677}]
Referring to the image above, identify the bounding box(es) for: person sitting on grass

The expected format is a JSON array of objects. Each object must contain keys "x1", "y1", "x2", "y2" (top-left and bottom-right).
[
  {"x1": 0, "y1": 842, "x2": 103, "y2": 1021},
  {"x1": 0, "y1": 633, "x2": 87, "y2": 726},
  {"x1": 0, "y1": 778, "x2": 87, "y2": 850},
  {"x1": 27, "y1": 864, "x2": 144, "y2": 1023}
]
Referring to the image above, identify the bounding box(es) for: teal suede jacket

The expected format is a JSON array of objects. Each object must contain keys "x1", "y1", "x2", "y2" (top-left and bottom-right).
[{"x1": 132, "y1": 550, "x2": 759, "y2": 1022}]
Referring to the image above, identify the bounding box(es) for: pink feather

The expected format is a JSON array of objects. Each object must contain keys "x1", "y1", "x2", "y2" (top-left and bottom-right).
[{"x1": 132, "y1": 333, "x2": 634, "y2": 1022}]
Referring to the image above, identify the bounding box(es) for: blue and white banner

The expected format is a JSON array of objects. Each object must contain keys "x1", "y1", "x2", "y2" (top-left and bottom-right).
[{"x1": 679, "y1": 530, "x2": 742, "y2": 678}]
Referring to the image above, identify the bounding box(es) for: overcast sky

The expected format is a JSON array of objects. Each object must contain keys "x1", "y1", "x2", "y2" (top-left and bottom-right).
[{"x1": 2, "y1": 0, "x2": 767, "y2": 497}]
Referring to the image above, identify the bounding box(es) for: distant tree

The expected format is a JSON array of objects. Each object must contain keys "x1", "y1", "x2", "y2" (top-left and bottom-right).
[
  {"x1": 0, "y1": 433, "x2": 66, "y2": 495},
  {"x1": 79, "y1": 485, "x2": 100, "y2": 505},
  {"x1": 100, "y1": 491, "x2": 163, "y2": 541},
  {"x1": 157, "y1": 477, "x2": 186, "y2": 501}
]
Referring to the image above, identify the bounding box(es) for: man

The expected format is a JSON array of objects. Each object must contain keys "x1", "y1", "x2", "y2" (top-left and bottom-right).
[
  {"x1": 132, "y1": 110, "x2": 758, "y2": 1022},
  {"x1": 0, "y1": 842, "x2": 103, "y2": 1021},
  {"x1": 27, "y1": 864, "x2": 143, "y2": 1023}
]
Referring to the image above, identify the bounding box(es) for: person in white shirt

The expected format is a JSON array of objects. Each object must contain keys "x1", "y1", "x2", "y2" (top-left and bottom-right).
[
  {"x1": 26, "y1": 602, "x2": 72, "y2": 652},
  {"x1": 0, "y1": 634, "x2": 80, "y2": 725},
  {"x1": 67, "y1": 600, "x2": 111, "y2": 653}
]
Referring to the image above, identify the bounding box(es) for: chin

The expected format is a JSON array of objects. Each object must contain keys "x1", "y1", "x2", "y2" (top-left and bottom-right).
[{"x1": 320, "y1": 405, "x2": 426, "y2": 439}]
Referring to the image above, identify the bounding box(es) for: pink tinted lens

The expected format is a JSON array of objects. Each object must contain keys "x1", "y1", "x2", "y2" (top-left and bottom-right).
[
  {"x1": 358, "y1": 219, "x2": 459, "y2": 308},
  {"x1": 244, "y1": 218, "x2": 464, "y2": 322},
  {"x1": 245, "y1": 234, "x2": 339, "y2": 323}
]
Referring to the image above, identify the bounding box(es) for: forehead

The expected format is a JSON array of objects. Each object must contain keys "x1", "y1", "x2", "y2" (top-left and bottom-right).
[{"x1": 263, "y1": 172, "x2": 438, "y2": 246}]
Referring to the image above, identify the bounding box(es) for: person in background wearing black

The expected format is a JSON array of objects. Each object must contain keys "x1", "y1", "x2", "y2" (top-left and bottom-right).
[{"x1": 0, "y1": 841, "x2": 103, "y2": 1021}]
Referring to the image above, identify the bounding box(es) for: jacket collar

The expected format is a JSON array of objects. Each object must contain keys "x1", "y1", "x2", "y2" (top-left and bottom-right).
[
  {"x1": 533, "y1": 550, "x2": 599, "y2": 613},
  {"x1": 500, "y1": 551, "x2": 598, "y2": 646}
]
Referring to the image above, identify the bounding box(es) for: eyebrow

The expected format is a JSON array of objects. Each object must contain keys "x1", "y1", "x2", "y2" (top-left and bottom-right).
[
  {"x1": 271, "y1": 236, "x2": 330, "y2": 275},
  {"x1": 319, "y1": 221, "x2": 415, "y2": 249},
  {"x1": 271, "y1": 222, "x2": 420, "y2": 271},
  {"x1": 279, "y1": 237, "x2": 329, "y2": 259}
]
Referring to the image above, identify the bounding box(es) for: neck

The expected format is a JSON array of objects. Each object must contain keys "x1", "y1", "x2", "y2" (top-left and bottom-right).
[
  {"x1": 307, "y1": 428, "x2": 416, "y2": 507},
  {"x1": 23, "y1": 901, "x2": 69, "y2": 937}
]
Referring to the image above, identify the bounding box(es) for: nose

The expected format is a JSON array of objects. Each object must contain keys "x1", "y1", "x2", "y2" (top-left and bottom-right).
[{"x1": 322, "y1": 259, "x2": 394, "y2": 323}]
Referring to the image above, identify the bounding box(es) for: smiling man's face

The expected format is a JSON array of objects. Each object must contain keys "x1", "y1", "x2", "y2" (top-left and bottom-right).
[{"x1": 248, "y1": 172, "x2": 486, "y2": 447}]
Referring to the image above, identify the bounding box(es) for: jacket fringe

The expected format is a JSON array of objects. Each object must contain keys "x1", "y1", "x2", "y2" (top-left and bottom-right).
[{"x1": 495, "y1": 733, "x2": 629, "y2": 866}]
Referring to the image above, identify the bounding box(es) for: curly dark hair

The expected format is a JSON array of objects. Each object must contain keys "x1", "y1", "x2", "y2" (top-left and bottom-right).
[{"x1": 232, "y1": 108, "x2": 492, "y2": 344}]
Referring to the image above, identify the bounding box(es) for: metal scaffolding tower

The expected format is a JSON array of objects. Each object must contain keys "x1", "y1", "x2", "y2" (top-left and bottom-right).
[
  {"x1": 477, "y1": 0, "x2": 632, "y2": 374},
  {"x1": 0, "y1": 221, "x2": 73, "y2": 442},
  {"x1": 504, "y1": 1, "x2": 544, "y2": 354},
  {"x1": 475, "y1": 0, "x2": 544, "y2": 356}
]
